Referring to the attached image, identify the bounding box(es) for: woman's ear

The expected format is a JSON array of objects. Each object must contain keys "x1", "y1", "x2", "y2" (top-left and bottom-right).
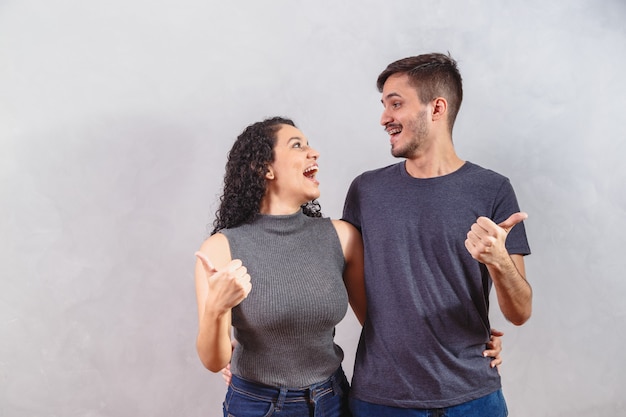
[{"x1": 265, "y1": 167, "x2": 275, "y2": 180}]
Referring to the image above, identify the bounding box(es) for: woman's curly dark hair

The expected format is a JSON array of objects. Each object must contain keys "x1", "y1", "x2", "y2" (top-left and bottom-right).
[{"x1": 211, "y1": 117, "x2": 322, "y2": 235}]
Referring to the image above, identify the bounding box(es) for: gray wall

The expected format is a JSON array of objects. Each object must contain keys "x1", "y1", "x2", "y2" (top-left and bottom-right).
[{"x1": 2, "y1": 1, "x2": 625, "y2": 416}]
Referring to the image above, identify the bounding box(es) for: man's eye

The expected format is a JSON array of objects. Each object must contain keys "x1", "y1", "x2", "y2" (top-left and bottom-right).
[
  {"x1": 392, "y1": 102, "x2": 401, "y2": 108},
  {"x1": 293, "y1": 143, "x2": 301, "y2": 148}
]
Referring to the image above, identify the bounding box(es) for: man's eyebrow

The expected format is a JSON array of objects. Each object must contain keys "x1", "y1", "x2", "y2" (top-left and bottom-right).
[{"x1": 381, "y1": 92, "x2": 401, "y2": 103}]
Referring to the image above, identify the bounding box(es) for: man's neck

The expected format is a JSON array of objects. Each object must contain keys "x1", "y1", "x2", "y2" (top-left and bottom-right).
[{"x1": 403, "y1": 147, "x2": 464, "y2": 179}]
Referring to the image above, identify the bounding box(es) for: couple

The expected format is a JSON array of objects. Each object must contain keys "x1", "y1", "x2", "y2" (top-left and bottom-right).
[{"x1": 193, "y1": 52, "x2": 532, "y2": 417}]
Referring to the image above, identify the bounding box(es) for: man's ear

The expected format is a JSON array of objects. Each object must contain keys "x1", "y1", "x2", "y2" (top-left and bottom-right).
[{"x1": 431, "y1": 97, "x2": 448, "y2": 121}]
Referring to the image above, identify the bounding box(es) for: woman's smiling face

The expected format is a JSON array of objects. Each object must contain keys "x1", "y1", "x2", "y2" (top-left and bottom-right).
[{"x1": 263, "y1": 124, "x2": 320, "y2": 211}]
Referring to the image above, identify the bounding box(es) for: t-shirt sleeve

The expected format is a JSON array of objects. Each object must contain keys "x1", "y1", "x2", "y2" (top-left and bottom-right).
[
  {"x1": 341, "y1": 175, "x2": 362, "y2": 232},
  {"x1": 494, "y1": 178, "x2": 531, "y2": 256}
]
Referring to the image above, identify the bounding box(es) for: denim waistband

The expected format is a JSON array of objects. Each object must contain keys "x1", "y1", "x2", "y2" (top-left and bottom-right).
[{"x1": 229, "y1": 366, "x2": 346, "y2": 407}]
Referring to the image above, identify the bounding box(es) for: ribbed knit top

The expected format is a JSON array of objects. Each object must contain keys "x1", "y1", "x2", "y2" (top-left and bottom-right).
[{"x1": 220, "y1": 211, "x2": 348, "y2": 388}]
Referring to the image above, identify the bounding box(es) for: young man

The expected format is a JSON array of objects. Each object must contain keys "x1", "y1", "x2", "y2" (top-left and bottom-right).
[{"x1": 342, "y1": 53, "x2": 532, "y2": 417}]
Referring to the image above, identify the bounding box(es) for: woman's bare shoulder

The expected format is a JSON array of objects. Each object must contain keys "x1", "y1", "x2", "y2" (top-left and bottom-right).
[{"x1": 197, "y1": 232, "x2": 232, "y2": 268}]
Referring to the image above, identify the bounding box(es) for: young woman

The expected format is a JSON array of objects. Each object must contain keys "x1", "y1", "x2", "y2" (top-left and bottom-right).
[{"x1": 194, "y1": 117, "x2": 365, "y2": 416}]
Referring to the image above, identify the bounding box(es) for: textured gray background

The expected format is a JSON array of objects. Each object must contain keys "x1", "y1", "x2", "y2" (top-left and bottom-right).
[{"x1": 2, "y1": 0, "x2": 625, "y2": 416}]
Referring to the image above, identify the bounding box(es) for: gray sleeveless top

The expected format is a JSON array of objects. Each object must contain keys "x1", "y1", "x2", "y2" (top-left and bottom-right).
[{"x1": 220, "y1": 211, "x2": 348, "y2": 388}]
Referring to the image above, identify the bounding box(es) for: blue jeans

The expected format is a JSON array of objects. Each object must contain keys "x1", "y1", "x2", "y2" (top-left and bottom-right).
[
  {"x1": 350, "y1": 390, "x2": 508, "y2": 417},
  {"x1": 223, "y1": 366, "x2": 351, "y2": 417}
]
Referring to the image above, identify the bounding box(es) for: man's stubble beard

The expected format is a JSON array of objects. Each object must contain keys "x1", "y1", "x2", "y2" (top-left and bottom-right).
[{"x1": 391, "y1": 109, "x2": 429, "y2": 159}]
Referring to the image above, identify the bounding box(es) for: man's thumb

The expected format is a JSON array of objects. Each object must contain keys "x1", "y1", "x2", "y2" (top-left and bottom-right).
[{"x1": 497, "y1": 212, "x2": 528, "y2": 233}]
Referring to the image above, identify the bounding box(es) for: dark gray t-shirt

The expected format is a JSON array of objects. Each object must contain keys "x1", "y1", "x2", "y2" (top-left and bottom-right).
[
  {"x1": 342, "y1": 161, "x2": 530, "y2": 408},
  {"x1": 221, "y1": 212, "x2": 348, "y2": 388}
]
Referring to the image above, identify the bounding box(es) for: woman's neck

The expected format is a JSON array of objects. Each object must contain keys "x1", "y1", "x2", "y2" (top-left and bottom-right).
[{"x1": 258, "y1": 197, "x2": 303, "y2": 216}]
